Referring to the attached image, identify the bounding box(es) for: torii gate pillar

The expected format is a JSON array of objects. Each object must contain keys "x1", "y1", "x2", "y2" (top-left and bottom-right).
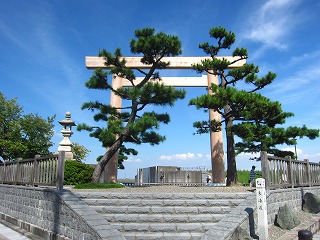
[
  {"x1": 207, "y1": 73, "x2": 225, "y2": 183},
  {"x1": 101, "y1": 75, "x2": 123, "y2": 183},
  {"x1": 86, "y1": 56, "x2": 245, "y2": 184}
]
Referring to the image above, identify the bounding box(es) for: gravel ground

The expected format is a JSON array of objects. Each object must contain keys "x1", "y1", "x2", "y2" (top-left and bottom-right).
[{"x1": 268, "y1": 211, "x2": 318, "y2": 240}]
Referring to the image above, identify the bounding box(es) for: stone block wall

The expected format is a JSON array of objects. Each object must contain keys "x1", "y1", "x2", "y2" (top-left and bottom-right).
[
  {"x1": 202, "y1": 187, "x2": 320, "y2": 240},
  {"x1": 0, "y1": 185, "x2": 124, "y2": 240},
  {"x1": 0, "y1": 184, "x2": 319, "y2": 240},
  {"x1": 267, "y1": 187, "x2": 320, "y2": 224}
]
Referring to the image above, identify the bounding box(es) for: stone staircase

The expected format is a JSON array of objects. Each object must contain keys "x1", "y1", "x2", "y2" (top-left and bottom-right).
[{"x1": 74, "y1": 191, "x2": 251, "y2": 240}]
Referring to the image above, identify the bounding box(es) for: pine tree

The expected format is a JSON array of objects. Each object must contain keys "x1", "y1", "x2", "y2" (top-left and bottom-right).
[
  {"x1": 191, "y1": 27, "x2": 319, "y2": 185},
  {"x1": 190, "y1": 27, "x2": 276, "y2": 186},
  {"x1": 78, "y1": 28, "x2": 186, "y2": 182},
  {"x1": 234, "y1": 123, "x2": 319, "y2": 159}
]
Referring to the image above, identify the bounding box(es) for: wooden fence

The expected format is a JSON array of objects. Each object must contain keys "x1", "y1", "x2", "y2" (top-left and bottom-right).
[
  {"x1": 0, "y1": 151, "x2": 65, "y2": 190},
  {"x1": 260, "y1": 151, "x2": 320, "y2": 190}
]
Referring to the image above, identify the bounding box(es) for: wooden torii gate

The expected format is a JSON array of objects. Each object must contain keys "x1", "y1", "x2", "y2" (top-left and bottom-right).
[{"x1": 86, "y1": 56, "x2": 245, "y2": 184}]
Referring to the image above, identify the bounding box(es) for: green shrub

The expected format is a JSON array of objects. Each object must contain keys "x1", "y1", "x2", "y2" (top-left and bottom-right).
[{"x1": 64, "y1": 160, "x2": 94, "y2": 185}]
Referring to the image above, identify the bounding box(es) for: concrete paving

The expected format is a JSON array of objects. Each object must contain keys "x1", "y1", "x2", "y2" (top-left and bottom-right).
[
  {"x1": 0, "y1": 222, "x2": 30, "y2": 240},
  {"x1": 314, "y1": 230, "x2": 320, "y2": 240}
]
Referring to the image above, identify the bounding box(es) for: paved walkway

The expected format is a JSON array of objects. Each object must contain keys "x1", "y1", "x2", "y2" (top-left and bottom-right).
[
  {"x1": 0, "y1": 216, "x2": 319, "y2": 240},
  {"x1": 314, "y1": 230, "x2": 320, "y2": 240},
  {"x1": 0, "y1": 222, "x2": 30, "y2": 240}
]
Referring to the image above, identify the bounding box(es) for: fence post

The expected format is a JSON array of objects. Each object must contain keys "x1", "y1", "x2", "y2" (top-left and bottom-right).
[
  {"x1": 287, "y1": 156, "x2": 294, "y2": 188},
  {"x1": 56, "y1": 151, "x2": 65, "y2": 190},
  {"x1": 305, "y1": 159, "x2": 311, "y2": 187},
  {"x1": 15, "y1": 158, "x2": 22, "y2": 185},
  {"x1": 260, "y1": 151, "x2": 270, "y2": 191},
  {"x1": 31, "y1": 155, "x2": 40, "y2": 186},
  {"x1": 1, "y1": 161, "x2": 4, "y2": 184}
]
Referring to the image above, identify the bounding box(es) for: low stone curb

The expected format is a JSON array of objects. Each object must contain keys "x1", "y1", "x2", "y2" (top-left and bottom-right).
[
  {"x1": 57, "y1": 190, "x2": 126, "y2": 240},
  {"x1": 201, "y1": 192, "x2": 257, "y2": 240}
]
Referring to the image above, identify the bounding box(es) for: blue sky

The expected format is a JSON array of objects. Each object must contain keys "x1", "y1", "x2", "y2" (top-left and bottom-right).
[{"x1": 1, "y1": 0, "x2": 320, "y2": 179}]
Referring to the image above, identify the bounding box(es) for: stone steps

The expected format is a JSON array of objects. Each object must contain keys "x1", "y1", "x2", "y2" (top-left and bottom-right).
[
  {"x1": 113, "y1": 222, "x2": 217, "y2": 232},
  {"x1": 91, "y1": 205, "x2": 232, "y2": 214},
  {"x1": 75, "y1": 191, "x2": 251, "y2": 240},
  {"x1": 122, "y1": 231, "x2": 204, "y2": 240},
  {"x1": 102, "y1": 213, "x2": 225, "y2": 223},
  {"x1": 84, "y1": 198, "x2": 244, "y2": 207},
  {"x1": 76, "y1": 192, "x2": 250, "y2": 200}
]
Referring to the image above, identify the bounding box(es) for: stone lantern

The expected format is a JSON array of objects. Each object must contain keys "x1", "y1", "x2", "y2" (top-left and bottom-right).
[{"x1": 58, "y1": 111, "x2": 76, "y2": 160}]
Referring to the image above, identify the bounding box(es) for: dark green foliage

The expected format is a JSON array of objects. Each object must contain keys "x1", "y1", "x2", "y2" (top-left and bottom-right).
[
  {"x1": 19, "y1": 113, "x2": 55, "y2": 158},
  {"x1": 79, "y1": 28, "x2": 186, "y2": 182},
  {"x1": 190, "y1": 26, "x2": 319, "y2": 186},
  {"x1": 235, "y1": 123, "x2": 319, "y2": 155},
  {"x1": 95, "y1": 145, "x2": 135, "y2": 169},
  {"x1": 190, "y1": 86, "x2": 293, "y2": 133},
  {"x1": 130, "y1": 28, "x2": 182, "y2": 67},
  {"x1": 64, "y1": 160, "x2": 94, "y2": 185},
  {"x1": 190, "y1": 27, "x2": 277, "y2": 186},
  {"x1": 74, "y1": 182, "x2": 125, "y2": 189},
  {"x1": 0, "y1": 92, "x2": 55, "y2": 160}
]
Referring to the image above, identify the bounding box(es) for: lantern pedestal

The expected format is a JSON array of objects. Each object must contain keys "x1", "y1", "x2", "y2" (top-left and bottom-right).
[{"x1": 57, "y1": 112, "x2": 76, "y2": 160}]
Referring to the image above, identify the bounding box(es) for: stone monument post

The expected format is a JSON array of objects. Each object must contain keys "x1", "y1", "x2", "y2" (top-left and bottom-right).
[
  {"x1": 58, "y1": 111, "x2": 76, "y2": 160},
  {"x1": 256, "y1": 178, "x2": 269, "y2": 240}
]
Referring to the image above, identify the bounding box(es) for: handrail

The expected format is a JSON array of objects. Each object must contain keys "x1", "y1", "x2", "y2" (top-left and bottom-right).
[
  {"x1": 0, "y1": 151, "x2": 66, "y2": 189},
  {"x1": 260, "y1": 151, "x2": 320, "y2": 190}
]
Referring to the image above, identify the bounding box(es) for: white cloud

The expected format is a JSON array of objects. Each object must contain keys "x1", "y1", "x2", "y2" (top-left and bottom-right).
[
  {"x1": 281, "y1": 147, "x2": 300, "y2": 155},
  {"x1": 160, "y1": 152, "x2": 204, "y2": 161},
  {"x1": 281, "y1": 147, "x2": 320, "y2": 161},
  {"x1": 126, "y1": 157, "x2": 142, "y2": 163},
  {"x1": 288, "y1": 50, "x2": 320, "y2": 66},
  {"x1": 243, "y1": 0, "x2": 302, "y2": 55},
  {"x1": 269, "y1": 60, "x2": 320, "y2": 102},
  {"x1": 197, "y1": 153, "x2": 203, "y2": 159},
  {"x1": 237, "y1": 152, "x2": 260, "y2": 159}
]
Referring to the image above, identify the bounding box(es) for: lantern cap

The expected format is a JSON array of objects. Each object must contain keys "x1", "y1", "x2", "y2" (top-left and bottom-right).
[{"x1": 58, "y1": 111, "x2": 76, "y2": 126}]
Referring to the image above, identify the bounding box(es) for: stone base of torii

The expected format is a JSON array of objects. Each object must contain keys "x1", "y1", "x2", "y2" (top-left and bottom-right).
[{"x1": 85, "y1": 56, "x2": 245, "y2": 184}]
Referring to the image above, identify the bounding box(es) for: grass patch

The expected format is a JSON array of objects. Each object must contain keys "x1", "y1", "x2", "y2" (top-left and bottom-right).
[
  {"x1": 237, "y1": 170, "x2": 262, "y2": 184},
  {"x1": 74, "y1": 182, "x2": 125, "y2": 189},
  {"x1": 237, "y1": 170, "x2": 250, "y2": 184}
]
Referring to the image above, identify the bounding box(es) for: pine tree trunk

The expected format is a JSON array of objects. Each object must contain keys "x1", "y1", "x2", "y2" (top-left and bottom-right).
[
  {"x1": 225, "y1": 118, "x2": 237, "y2": 186},
  {"x1": 91, "y1": 141, "x2": 122, "y2": 183},
  {"x1": 91, "y1": 102, "x2": 139, "y2": 183},
  {"x1": 104, "y1": 152, "x2": 118, "y2": 183}
]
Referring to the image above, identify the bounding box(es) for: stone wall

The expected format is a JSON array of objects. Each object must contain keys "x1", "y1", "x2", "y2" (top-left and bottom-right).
[
  {"x1": 0, "y1": 184, "x2": 319, "y2": 240},
  {"x1": 0, "y1": 184, "x2": 124, "y2": 240},
  {"x1": 202, "y1": 187, "x2": 320, "y2": 240},
  {"x1": 267, "y1": 186, "x2": 320, "y2": 224}
]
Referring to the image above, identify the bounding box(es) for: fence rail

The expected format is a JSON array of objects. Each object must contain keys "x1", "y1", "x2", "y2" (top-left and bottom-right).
[
  {"x1": 0, "y1": 151, "x2": 65, "y2": 189},
  {"x1": 260, "y1": 151, "x2": 320, "y2": 190}
]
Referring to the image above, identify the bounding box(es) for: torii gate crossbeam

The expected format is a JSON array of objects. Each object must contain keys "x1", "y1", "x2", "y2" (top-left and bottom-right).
[
  {"x1": 85, "y1": 56, "x2": 245, "y2": 184},
  {"x1": 86, "y1": 56, "x2": 245, "y2": 69}
]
